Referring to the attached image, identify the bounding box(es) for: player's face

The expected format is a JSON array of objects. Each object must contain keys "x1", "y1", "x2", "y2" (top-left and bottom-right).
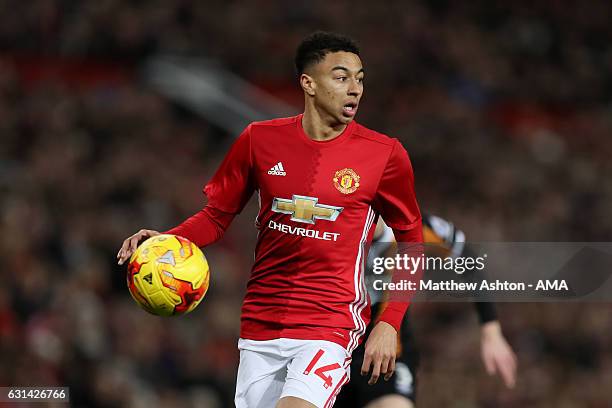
[{"x1": 308, "y1": 51, "x2": 364, "y2": 125}]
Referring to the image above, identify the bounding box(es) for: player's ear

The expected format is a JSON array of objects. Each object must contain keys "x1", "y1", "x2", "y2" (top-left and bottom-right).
[{"x1": 300, "y1": 73, "x2": 316, "y2": 96}]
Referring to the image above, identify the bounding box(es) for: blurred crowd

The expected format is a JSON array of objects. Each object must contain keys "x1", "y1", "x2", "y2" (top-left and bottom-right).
[{"x1": 1, "y1": 1, "x2": 611, "y2": 407}]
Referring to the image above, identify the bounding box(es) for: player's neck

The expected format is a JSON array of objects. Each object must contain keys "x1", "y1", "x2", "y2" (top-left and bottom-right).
[{"x1": 302, "y1": 106, "x2": 348, "y2": 142}]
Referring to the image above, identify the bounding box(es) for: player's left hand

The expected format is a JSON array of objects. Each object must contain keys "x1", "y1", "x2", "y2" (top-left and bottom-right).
[
  {"x1": 480, "y1": 320, "x2": 517, "y2": 389},
  {"x1": 361, "y1": 321, "x2": 397, "y2": 385}
]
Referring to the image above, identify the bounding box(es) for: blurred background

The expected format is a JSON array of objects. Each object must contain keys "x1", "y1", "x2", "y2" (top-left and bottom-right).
[{"x1": 1, "y1": 1, "x2": 612, "y2": 407}]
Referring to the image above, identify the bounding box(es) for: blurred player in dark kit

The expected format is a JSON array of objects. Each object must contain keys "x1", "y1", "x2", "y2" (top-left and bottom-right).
[{"x1": 335, "y1": 214, "x2": 517, "y2": 408}]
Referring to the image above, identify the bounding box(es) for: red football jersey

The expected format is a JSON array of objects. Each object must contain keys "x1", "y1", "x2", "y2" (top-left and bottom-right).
[{"x1": 177, "y1": 114, "x2": 421, "y2": 351}]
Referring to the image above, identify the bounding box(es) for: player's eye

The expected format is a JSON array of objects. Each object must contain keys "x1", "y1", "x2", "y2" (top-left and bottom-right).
[
  {"x1": 357, "y1": 77, "x2": 364, "y2": 83},
  {"x1": 336, "y1": 76, "x2": 347, "y2": 81}
]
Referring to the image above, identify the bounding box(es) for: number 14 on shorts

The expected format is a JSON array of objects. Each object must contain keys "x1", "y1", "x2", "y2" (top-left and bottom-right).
[{"x1": 303, "y1": 349, "x2": 341, "y2": 389}]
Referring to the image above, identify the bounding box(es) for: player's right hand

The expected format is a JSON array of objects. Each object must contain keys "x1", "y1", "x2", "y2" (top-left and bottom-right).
[{"x1": 117, "y1": 229, "x2": 160, "y2": 265}]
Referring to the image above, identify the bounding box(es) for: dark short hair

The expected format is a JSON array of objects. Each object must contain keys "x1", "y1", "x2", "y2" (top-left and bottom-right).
[{"x1": 295, "y1": 31, "x2": 360, "y2": 75}]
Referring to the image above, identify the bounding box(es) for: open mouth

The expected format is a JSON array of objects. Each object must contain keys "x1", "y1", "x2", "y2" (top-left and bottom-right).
[{"x1": 342, "y1": 102, "x2": 358, "y2": 116}]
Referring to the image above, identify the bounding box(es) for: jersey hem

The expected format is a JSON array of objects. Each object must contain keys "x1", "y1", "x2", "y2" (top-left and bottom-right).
[{"x1": 240, "y1": 328, "x2": 356, "y2": 350}]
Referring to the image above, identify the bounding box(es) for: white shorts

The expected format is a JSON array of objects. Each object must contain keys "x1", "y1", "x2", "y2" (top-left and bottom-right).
[{"x1": 235, "y1": 338, "x2": 351, "y2": 408}]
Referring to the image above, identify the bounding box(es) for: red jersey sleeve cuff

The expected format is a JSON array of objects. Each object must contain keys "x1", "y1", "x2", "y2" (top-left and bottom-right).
[{"x1": 377, "y1": 302, "x2": 409, "y2": 332}]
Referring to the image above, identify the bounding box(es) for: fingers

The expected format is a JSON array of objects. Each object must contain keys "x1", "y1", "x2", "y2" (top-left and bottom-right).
[
  {"x1": 129, "y1": 234, "x2": 140, "y2": 254},
  {"x1": 384, "y1": 357, "x2": 395, "y2": 381},
  {"x1": 362, "y1": 350, "x2": 394, "y2": 385},
  {"x1": 499, "y1": 352, "x2": 517, "y2": 389},
  {"x1": 361, "y1": 322, "x2": 397, "y2": 385},
  {"x1": 361, "y1": 352, "x2": 372, "y2": 377},
  {"x1": 487, "y1": 349, "x2": 517, "y2": 389},
  {"x1": 117, "y1": 239, "x2": 132, "y2": 265},
  {"x1": 117, "y1": 230, "x2": 157, "y2": 265},
  {"x1": 483, "y1": 353, "x2": 496, "y2": 375},
  {"x1": 380, "y1": 356, "x2": 390, "y2": 382},
  {"x1": 499, "y1": 362, "x2": 516, "y2": 389},
  {"x1": 368, "y1": 358, "x2": 382, "y2": 385}
]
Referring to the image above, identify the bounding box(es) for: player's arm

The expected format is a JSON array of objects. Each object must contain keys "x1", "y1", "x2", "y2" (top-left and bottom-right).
[
  {"x1": 480, "y1": 319, "x2": 517, "y2": 388},
  {"x1": 362, "y1": 140, "x2": 423, "y2": 385},
  {"x1": 116, "y1": 207, "x2": 236, "y2": 265},
  {"x1": 472, "y1": 270, "x2": 517, "y2": 389},
  {"x1": 117, "y1": 125, "x2": 255, "y2": 264},
  {"x1": 460, "y1": 245, "x2": 517, "y2": 388}
]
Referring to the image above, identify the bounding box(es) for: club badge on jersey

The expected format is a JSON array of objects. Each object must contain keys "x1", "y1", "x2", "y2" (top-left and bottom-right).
[{"x1": 333, "y1": 168, "x2": 360, "y2": 194}]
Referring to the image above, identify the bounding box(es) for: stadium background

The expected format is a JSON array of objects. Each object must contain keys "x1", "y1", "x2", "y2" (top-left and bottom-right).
[{"x1": 1, "y1": 1, "x2": 611, "y2": 406}]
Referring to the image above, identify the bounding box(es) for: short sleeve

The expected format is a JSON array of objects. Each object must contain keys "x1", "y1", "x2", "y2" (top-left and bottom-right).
[
  {"x1": 203, "y1": 125, "x2": 255, "y2": 214},
  {"x1": 373, "y1": 140, "x2": 421, "y2": 231}
]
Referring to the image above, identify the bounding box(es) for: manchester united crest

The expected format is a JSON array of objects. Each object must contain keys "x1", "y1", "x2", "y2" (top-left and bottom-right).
[{"x1": 333, "y1": 168, "x2": 360, "y2": 194}]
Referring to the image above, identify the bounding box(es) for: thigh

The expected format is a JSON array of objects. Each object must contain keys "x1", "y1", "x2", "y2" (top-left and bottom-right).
[
  {"x1": 365, "y1": 394, "x2": 415, "y2": 408},
  {"x1": 281, "y1": 340, "x2": 351, "y2": 408},
  {"x1": 235, "y1": 340, "x2": 288, "y2": 408},
  {"x1": 277, "y1": 396, "x2": 318, "y2": 408}
]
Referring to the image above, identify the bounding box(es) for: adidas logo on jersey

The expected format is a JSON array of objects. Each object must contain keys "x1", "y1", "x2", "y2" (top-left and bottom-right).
[{"x1": 267, "y1": 162, "x2": 286, "y2": 176}]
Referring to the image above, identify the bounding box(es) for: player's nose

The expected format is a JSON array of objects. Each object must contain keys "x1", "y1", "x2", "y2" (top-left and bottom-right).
[{"x1": 347, "y1": 79, "x2": 362, "y2": 97}]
